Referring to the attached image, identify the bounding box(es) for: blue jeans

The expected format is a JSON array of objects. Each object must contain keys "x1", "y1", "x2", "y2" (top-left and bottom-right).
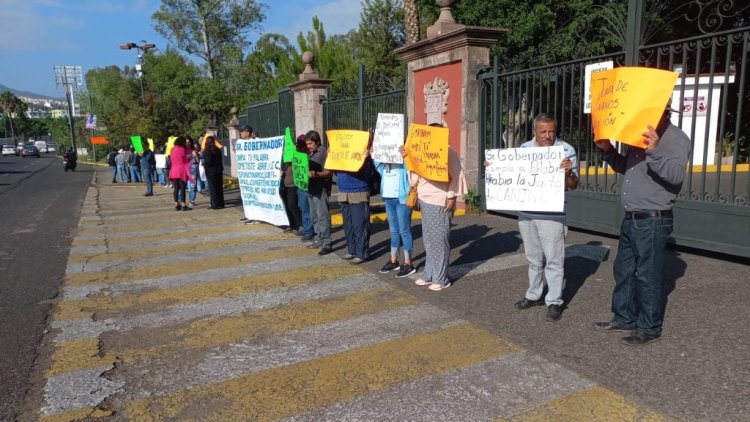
[
  {"x1": 156, "y1": 168, "x2": 166, "y2": 185},
  {"x1": 612, "y1": 215, "x2": 673, "y2": 336},
  {"x1": 298, "y1": 189, "x2": 314, "y2": 236},
  {"x1": 341, "y1": 200, "x2": 370, "y2": 259},
  {"x1": 517, "y1": 215, "x2": 566, "y2": 306},
  {"x1": 384, "y1": 198, "x2": 413, "y2": 260},
  {"x1": 307, "y1": 190, "x2": 331, "y2": 248},
  {"x1": 129, "y1": 165, "x2": 141, "y2": 182},
  {"x1": 142, "y1": 168, "x2": 153, "y2": 194},
  {"x1": 117, "y1": 164, "x2": 128, "y2": 182},
  {"x1": 110, "y1": 166, "x2": 118, "y2": 182}
]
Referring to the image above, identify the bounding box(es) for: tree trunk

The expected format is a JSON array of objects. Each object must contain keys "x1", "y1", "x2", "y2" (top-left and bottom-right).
[
  {"x1": 200, "y1": 14, "x2": 214, "y2": 79},
  {"x1": 405, "y1": 0, "x2": 419, "y2": 44},
  {"x1": 8, "y1": 116, "x2": 15, "y2": 141}
]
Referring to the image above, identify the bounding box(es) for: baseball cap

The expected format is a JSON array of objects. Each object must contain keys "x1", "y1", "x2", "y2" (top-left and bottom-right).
[{"x1": 240, "y1": 125, "x2": 253, "y2": 133}]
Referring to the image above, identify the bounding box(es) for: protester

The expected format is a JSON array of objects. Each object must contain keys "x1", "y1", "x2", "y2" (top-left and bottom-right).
[
  {"x1": 280, "y1": 138, "x2": 303, "y2": 234},
  {"x1": 374, "y1": 156, "x2": 416, "y2": 278},
  {"x1": 115, "y1": 149, "x2": 128, "y2": 183},
  {"x1": 511, "y1": 113, "x2": 579, "y2": 322},
  {"x1": 335, "y1": 149, "x2": 375, "y2": 264},
  {"x1": 304, "y1": 130, "x2": 333, "y2": 255},
  {"x1": 141, "y1": 141, "x2": 156, "y2": 197},
  {"x1": 404, "y1": 125, "x2": 467, "y2": 291},
  {"x1": 592, "y1": 100, "x2": 691, "y2": 346},
  {"x1": 169, "y1": 136, "x2": 192, "y2": 211},
  {"x1": 128, "y1": 146, "x2": 142, "y2": 183},
  {"x1": 155, "y1": 146, "x2": 167, "y2": 187},
  {"x1": 295, "y1": 135, "x2": 315, "y2": 240},
  {"x1": 107, "y1": 148, "x2": 119, "y2": 183},
  {"x1": 186, "y1": 136, "x2": 200, "y2": 207},
  {"x1": 202, "y1": 135, "x2": 225, "y2": 209}
]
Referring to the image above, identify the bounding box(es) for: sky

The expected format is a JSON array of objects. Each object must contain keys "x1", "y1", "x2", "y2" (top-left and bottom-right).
[{"x1": 0, "y1": 0, "x2": 363, "y2": 98}]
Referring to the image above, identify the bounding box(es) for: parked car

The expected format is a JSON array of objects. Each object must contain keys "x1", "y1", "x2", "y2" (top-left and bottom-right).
[
  {"x1": 21, "y1": 144, "x2": 40, "y2": 157},
  {"x1": 46, "y1": 143, "x2": 56, "y2": 154},
  {"x1": 2, "y1": 144, "x2": 17, "y2": 156}
]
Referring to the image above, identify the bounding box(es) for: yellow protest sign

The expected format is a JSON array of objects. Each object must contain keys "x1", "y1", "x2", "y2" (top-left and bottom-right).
[
  {"x1": 404, "y1": 124, "x2": 449, "y2": 182},
  {"x1": 165, "y1": 136, "x2": 177, "y2": 155},
  {"x1": 147, "y1": 138, "x2": 155, "y2": 151},
  {"x1": 591, "y1": 67, "x2": 678, "y2": 148},
  {"x1": 324, "y1": 130, "x2": 370, "y2": 172}
]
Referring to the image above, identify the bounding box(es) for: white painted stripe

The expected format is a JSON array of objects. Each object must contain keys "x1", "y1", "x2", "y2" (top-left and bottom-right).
[
  {"x1": 285, "y1": 352, "x2": 596, "y2": 422},
  {"x1": 42, "y1": 366, "x2": 123, "y2": 416},
  {"x1": 52, "y1": 274, "x2": 383, "y2": 342},
  {"x1": 109, "y1": 304, "x2": 460, "y2": 400}
]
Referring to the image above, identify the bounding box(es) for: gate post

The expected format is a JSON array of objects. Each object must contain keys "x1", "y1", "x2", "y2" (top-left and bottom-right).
[
  {"x1": 288, "y1": 51, "x2": 333, "y2": 137},
  {"x1": 624, "y1": 0, "x2": 645, "y2": 65},
  {"x1": 394, "y1": 0, "x2": 506, "y2": 190}
]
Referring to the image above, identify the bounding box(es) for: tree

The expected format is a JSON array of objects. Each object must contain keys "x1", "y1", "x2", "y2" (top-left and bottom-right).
[
  {"x1": 296, "y1": 17, "x2": 359, "y2": 98},
  {"x1": 352, "y1": 0, "x2": 406, "y2": 93},
  {"x1": 0, "y1": 92, "x2": 27, "y2": 142},
  {"x1": 241, "y1": 33, "x2": 301, "y2": 103},
  {"x1": 152, "y1": 0, "x2": 267, "y2": 80},
  {"x1": 404, "y1": 0, "x2": 419, "y2": 44}
]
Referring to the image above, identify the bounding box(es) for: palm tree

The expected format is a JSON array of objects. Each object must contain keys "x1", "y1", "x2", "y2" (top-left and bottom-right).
[
  {"x1": 404, "y1": 0, "x2": 419, "y2": 44},
  {"x1": 0, "y1": 91, "x2": 24, "y2": 142}
]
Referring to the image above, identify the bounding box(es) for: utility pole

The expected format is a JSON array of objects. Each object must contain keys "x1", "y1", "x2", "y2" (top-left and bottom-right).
[{"x1": 119, "y1": 42, "x2": 156, "y2": 109}]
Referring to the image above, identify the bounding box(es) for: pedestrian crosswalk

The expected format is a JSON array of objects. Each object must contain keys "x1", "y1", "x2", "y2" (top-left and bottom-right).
[{"x1": 34, "y1": 180, "x2": 663, "y2": 421}]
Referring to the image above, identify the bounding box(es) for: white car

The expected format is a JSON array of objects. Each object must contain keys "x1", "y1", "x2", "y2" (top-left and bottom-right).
[
  {"x1": 2, "y1": 144, "x2": 17, "y2": 156},
  {"x1": 46, "y1": 143, "x2": 56, "y2": 153},
  {"x1": 35, "y1": 140, "x2": 48, "y2": 153}
]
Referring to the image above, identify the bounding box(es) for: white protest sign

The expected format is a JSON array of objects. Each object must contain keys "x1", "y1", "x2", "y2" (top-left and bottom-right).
[
  {"x1": 155, "y1": 154, "x2": 166, "y2": 168},
  {"x1": 485, "y1": 146, "x2": 566, "y2": 212},
  {"x1": 371, "y1": 113, "x2": 404, "y2": 164},
  {"x1": 584, "y1": 60, "x2": 614, "y2": 113},
  {"x1": 235, "y1": 136, "x2": 289, "y2": 226}
]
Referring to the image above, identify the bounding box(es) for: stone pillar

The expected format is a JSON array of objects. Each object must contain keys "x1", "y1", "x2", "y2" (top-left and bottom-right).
[
  {"x1": 288, "y1": 51, "x2": 333, "y2": 136},
  {"x1": 395, "y1": 0, "x2": 505, "y2": 189},
  {"x1": 225, "y1": 106, "x2": 240, "y2": 178}
]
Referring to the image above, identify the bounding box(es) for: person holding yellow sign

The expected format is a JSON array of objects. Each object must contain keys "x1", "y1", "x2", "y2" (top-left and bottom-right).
[{"x1": 592, "y1": 100, "x2": 691, "y2": 347}]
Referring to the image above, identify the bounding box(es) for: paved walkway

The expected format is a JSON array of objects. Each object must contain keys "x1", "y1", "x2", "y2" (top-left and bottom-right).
[{"x1": 25, "y1": 168, "x2": 750, "y2": 421}]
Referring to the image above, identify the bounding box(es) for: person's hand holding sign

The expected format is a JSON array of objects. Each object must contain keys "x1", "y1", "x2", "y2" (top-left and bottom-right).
[
  {"x1": 642, "y1": 125, "x2": 661, "y2": 152},
  {"x1": 560, "y1": 157, "x2": 578, "y2": 190}
]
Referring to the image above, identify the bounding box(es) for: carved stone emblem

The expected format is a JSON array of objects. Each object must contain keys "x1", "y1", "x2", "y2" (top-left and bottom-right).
[{"x1": 424, "y1": 77, "x2": 449, "y2": 126}]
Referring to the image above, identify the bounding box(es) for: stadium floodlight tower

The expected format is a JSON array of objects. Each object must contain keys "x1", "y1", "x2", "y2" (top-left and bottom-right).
[{"x1": 53, "y1": 65, "x2": 83, "y2": 152}]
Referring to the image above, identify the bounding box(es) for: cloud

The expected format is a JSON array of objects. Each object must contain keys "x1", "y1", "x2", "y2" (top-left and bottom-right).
[{"x1": 0, "y1": 0, "x2": 83, "y2": 51}]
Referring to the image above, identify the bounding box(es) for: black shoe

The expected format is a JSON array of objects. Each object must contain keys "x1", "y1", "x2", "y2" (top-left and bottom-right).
[
  {"x1": 175, "y1": 204, "x2": 182, "y2": 211},
  {"x1": 144, "y1": 193, "x2": 153, "y2": 196},
  {"x1": 182, "y1": 206, "x2": 192, "y2": 211},
  {"x1": 592, "y1": 321, "x2": 635, "y2": 332},
  {"x1": 396, "y1": 264, "x2": 417, "y2": 278},
  {"x1": 515, "y1": 298, "x2": 545, "y2": 310},
  {"x1": 379, "y1": 260, "x2": 400, "y2": 273},
  {"x1": 620, "y1": 331, "x2": 660, "y2": 346},
  {"x1": 546, "y1": 305, "x2": 564, "y2": 322},
  {"x1": 318, "y1": 247, "x2": 333, "y2": 256}
]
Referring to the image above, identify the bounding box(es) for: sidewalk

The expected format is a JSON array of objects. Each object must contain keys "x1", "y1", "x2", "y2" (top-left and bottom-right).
[{"x1": 25, "y1": 166, "x2": 750, "y2": 421}]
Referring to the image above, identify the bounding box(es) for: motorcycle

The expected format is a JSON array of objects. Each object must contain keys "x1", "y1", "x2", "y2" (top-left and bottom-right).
[{"x1": 63, "y1": 154, "x2": 77, "y2": 171}]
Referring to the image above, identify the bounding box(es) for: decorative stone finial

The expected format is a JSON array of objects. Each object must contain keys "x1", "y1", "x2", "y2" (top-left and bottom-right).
[
  {"x1": 302, "y1": 51, "x2": 315, "y2": 75},
  {"x1": 435, "y1": 0, "x2": 456, "y2": 24},
  {"x1": 228, "y1": 106, "x2": 239, "y2": 126},
  {"x1": 427, "y1": 0, "x2": 462, "y2": 38}
]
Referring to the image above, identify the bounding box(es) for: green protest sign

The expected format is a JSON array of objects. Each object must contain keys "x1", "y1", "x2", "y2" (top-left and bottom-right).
[
  {"x1": 292, "y1": 150, "x2": 309, "y2": 191},
  {"x1": 130, "y1": 135, "x2": 144, "y2": 153},
  {"x1": 282, "y1": 127, "x2": 295, "y2": 163}
]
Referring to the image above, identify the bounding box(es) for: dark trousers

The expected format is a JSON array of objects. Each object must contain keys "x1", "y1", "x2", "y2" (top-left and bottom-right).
[
  {"x1": 341, "y1": 201, "x2": 370, "y2": 259},
  {"x1": 282, "y1": 185, "x2": 302, "y2": 230},
  {"x1": 206, "y1": 168, "x2": 224, "y2": 208},
  {"x1": 142, "y1": 168, "x2": 153, "y2": 194},
  {"x1": 611, "y1": 216, "x2": 673, "y2": 336},
  {"x1": 172, "y1": 179, "x2": 187, "y2": 203}
]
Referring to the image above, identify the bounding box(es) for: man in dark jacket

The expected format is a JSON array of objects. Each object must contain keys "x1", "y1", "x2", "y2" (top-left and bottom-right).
[
  {"x1": 336, "y1": 157, "x2": 375, "y2": 264},
  {"x1": 141, "y1": 143, "x2": 157, "y2": 196},
  {"x1": 107, "y1": 148, "x2": 118, "y2": 183}
]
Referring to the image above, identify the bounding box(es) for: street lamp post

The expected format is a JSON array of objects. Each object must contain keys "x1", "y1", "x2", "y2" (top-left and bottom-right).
[{"x1": 119, "y1": 42, "x2": 156, "y2": 107}]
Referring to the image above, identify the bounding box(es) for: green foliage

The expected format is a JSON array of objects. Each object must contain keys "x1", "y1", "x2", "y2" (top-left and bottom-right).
[
  {"x1": 351, "y1": 0, "x2": 406, "y2": 94},
  {"x1": 0, "y1": 91, "x2": 27, "y2": 140},
  {"x1": 241, "y1": 33, "x2": 301, "y2": 104},
  {"x1": 463, "y1": 188, "x2": 483, "y2": 214},
  {"x1": 296, "y1": 17, "x2": 359, "y2": 98}
]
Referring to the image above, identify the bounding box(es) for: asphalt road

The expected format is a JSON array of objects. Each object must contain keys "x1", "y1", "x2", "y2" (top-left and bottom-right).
[{"x1": 0, "y1": 154, "x2": 91, "y2": 421}]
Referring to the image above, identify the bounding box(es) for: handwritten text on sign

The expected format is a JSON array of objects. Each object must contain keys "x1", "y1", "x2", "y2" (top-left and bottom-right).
[
  {"x1": 324, "y1": 130, "x2": 370, "y2": 171},
  {"x1": 404, "y1": 124, "x2": 449, "y2": 182},
  {"x1": 235, "y1": 136, "x2": 289, "y2": 226},
  {"x1": 371, "y1": 113, "x2": 404, "y2": 164},
  {"x1": 591, "y1": 67, "x2": 678, "y2": 148},
  {"x1": 292, "y1": 151, "x2": 309, "y2": 191},
  {"x1": 485, "y1": 146, "x2": 565, "y2": 212}
]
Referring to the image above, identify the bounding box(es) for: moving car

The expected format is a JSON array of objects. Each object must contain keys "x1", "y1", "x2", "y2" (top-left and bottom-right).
[
  {"x1": 21, "y1": 144, "x2": 40, "y2": 158},
  {"x1": 2, "y1": 144, "x2": 17, "y2": 156},
  {"x1": 46, "y1": 143, "x2": 56, "y2": 154},
  {"x1": 35, "y1": 140, "x2": 48, "y2": 153}
]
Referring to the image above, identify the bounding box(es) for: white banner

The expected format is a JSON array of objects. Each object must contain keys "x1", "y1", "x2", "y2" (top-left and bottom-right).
[
  {"x1": 235, "y1": 136, "x2": 289, "y2": 226},
  {"x1": 485, "y1": 146, "x2": 565, "y2": 212},
  {"x1": 371, "y1": 113, "x2": 404, "y2": 164},
  {"x1": 155, "y1": 154, "x2": 166, "y2": 168},
  {"x1": 584, "y1": 60, "x2": 614, "y2": 113}
]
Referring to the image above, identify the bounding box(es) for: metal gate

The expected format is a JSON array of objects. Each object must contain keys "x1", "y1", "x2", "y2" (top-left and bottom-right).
[
  {"x1": 240, "y1": 87, "x2": 295, "y2": 138},
  {"x1": 478, "y1": 0, "x2": 750, "y2": 257}
]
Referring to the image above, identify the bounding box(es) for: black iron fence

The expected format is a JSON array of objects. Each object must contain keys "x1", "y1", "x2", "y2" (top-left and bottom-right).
[{"x1": 240, "y1": 88, "x2": 295, "y2": 138}]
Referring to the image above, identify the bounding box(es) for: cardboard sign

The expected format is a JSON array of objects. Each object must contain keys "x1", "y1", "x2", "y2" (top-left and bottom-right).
[
  {"x1": 591, "y1": 67, "x2": 679, "y2": 147},
  {"x1": 90, "y1": 136, "x2": 109, "y2": 145},
  {"x1": 235, "y1": 136, "x2": 289, "y2": 226},
  {"x1": 166, "y1": 136, "x2": 177, "y2": 155},
  {"x1": 292, "y1": 151, "x2": 309, "y2": 191},
  {"x1": 371, "y1": 113, "x2": 404, "y2": 164},
  {"x1": 485, "y1": 146, "x2": 566, "y2": 212},
  {"x1": 130, "y1": 136, "x2": 143, "y2": 153},
  {"x1": 147, "y1": 138, "x2": 155, "y2": 151},
  {"x1": 404, "y1": 124, "x2": 449, "y2": 182},
  {"x1": 324, "y1": 130, "x2": 370, "y2": 171},
  {"x1": 282, "y1": 127, "x2": 295, "y2": 163},
  {"x1": 155, "y1": 154, "x2": 166, "y2": 168}
]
